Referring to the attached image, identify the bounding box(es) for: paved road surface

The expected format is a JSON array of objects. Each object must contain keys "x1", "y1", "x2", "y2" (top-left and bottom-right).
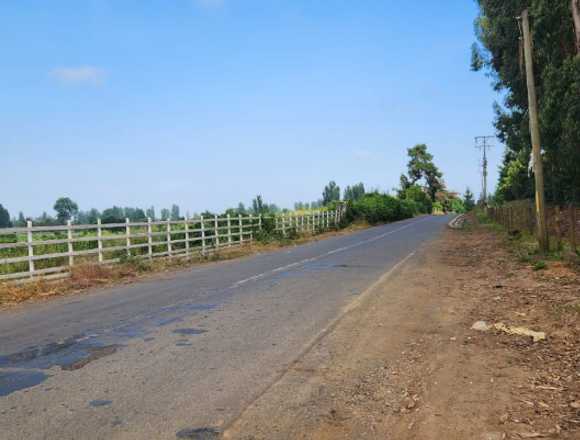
[{"x1": 0, "y1": 215, "x2": 450, "y2": 439}]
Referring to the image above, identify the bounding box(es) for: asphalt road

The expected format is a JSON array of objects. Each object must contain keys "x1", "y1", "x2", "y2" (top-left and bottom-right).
[{"x1": 0, "y1": 215, "x2": 450, "y2": 439}]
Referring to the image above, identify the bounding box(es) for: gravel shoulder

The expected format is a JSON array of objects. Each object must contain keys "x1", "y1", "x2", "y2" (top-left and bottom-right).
[{"x1": 223, "y1": 221, "x2": 580, "y2": 440}]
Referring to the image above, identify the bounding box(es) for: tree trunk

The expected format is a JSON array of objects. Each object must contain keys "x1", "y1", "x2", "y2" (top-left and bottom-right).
[{"x1": 572, "y1": 0, "x2": 580, "y2": 54}]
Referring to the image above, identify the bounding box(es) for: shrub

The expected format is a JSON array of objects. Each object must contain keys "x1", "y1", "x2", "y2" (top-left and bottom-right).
[
  {"x1": 349, "y1": 193, "x2": 416, "y2": 225},
  {"x1": 403, "y1": 185, "x2": 432, "y2": 214}
]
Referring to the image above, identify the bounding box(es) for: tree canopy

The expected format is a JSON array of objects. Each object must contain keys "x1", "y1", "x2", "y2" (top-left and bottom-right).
[
  {"x1": 463, "y1": 188, "x2": 476, "y2": 211},
  {"x1": 472, "y1": 0, "x2": 580, "y2": 203},
  {"x1": 322, "y1": 181, "x2": 341, "y2": 205},
  {"x1": 343, "y1": 183, "x2": 365, "y2": 202},
  {"x1": 53, "y1": 197, "x2": 79, "y2": 223},
  {"x1": 401, "y1": 144, "x2": 444, "y2": 201},
  {"x1": 0, "y1": 204, "x2": 11, "y2": 228}
]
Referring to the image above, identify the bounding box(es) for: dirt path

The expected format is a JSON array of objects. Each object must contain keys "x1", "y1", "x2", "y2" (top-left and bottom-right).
[{"x1": 224, "y1": 223, "x2": 579, "y2": 439}]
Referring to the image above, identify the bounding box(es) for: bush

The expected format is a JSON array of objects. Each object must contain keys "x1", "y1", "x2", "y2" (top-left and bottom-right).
[
  {"x1": 399, "y1": 199, "x2": 419, "y2": 219},
  {"x1": 348, "y1": 193, "x2": 416, "y2": 225},
  {"x1": 403, "y1": 185, "x2": 433, "y2": 214}
]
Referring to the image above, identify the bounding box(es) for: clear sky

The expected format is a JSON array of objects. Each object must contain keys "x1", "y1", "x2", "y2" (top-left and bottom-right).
[{"x1": 1, "y1": 0, "x2": 501, "y2": 217}]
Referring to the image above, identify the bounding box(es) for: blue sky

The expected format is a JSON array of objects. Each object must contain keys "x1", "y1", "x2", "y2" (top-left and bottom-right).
[{"x1": 1, "y1": 0, "x2": 501, "y2": 217}]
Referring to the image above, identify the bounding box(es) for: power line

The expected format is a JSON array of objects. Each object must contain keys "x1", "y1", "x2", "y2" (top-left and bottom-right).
[{"x1": 475, "y1": 136, "x2": 494, "y2": 204}]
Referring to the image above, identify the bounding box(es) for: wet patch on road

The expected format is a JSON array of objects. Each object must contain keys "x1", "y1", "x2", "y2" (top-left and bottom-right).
[
  {"x1": 172, "y1": 328, "x2": 207, "y2": 336},
  {"x1": 0, "y1": 302, "x2": 218, "y2": 373},
  {"x1": 89, "y1": 399, "x2": 112, "y2": 407},
  {"x1": 176, "y1": 427, "x2": 221, "y2": 439},
  {"x1": 175, "y1": 340, "x2": 193, "y2": 347},
  {"x1": 61, "y1": 345, "x2": 120, "y2": 371},
  {"x1": 0, "y1": 301, "x2": 219, "y2": 395},
  {"x1": 0, "y1": 338, "x2": 121, "y2": 372},
  {"x1": 0, "y1": 370, "x2": 49, "y2": 397}
]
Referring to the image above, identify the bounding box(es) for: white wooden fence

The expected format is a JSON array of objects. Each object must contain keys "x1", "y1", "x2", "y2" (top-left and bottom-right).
[{"x1": 0, "y1": 208, "x2": 344, "y2": 282}]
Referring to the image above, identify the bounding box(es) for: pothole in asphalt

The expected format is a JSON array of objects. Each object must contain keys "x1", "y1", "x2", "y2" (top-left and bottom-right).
[
  {"x1": 172, "y1": 328, "x2": 207, "y2": 336},
  {"x1": 61, "y1": 345, "x2": 121, "y2": 371},
  {"x1": 176, "y1": 427, "x2": 221, "y2": 439}
]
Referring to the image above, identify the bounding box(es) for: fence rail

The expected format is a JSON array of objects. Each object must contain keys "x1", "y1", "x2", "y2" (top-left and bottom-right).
[
  {"x1": 486, "y1": 201, "x2": 579, "y2": 253},
  {"x1": 0, "y1": 208, "x2": 344, "y2": 282}
]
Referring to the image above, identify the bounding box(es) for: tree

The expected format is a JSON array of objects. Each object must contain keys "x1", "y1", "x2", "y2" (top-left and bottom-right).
[
  {"x1": 36, "y1": 211, "x2": 56, "y2": 226},
  {"x1": 170, "y1": 204, "x2": 180, "y2": 220},
  {"x1": 252, "y1": 195, "x2": 265, "y2": 214},
  {"x1": 405, "y1": 144, "x2": 444, "y2": 200},
  {"x1": 146, "y1": 206, "x2": 156, "y2": 221},
  {"x1": 472, "y1": 1, "x2": 580, "y2": 203},
  {"x1": 101, "y1": 206, "x2": 124, "y2": 224},
  {"x1": 0, "y1": 204, "x2": 11, "y2": 228},
  {"x1": 53, "y1": 197, "x2": 79, "y2": 223},
  {"x1": 344, "y1": 183, "x2": 366, "y2": 202},
  {"x1": 463, "y1": 188, "x2": 476, "y2": 211},
  {"x1": 160, "y1": 208, "x2": 170, "y2": 220},
  {"x1": 322, "y1": 181, "x2": 340, "y2": 205},
  {"x1": 132, "y1": 208, "x2": 146, "y2": 221},
  {"x1": 237, "y1": 202, "x2": 246, "y2": 215},
  {"x1": 17, "y1": 212, "x2": 26, "y2": 227}
]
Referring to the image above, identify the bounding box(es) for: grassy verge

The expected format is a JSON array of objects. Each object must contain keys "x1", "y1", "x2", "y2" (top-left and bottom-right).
[{"x1": 469, "y1": 209, "x2": 579, "y2": 272}]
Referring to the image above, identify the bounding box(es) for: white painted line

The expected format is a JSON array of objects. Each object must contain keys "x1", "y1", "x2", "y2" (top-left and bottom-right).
[{"x1": 229, "y1": 217, "x2": 430, "y2": 289}]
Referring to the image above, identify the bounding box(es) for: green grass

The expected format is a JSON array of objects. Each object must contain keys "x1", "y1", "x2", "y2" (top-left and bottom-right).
[{"x1": 532, "y1": 260, "x2": 547, "y2": 271}]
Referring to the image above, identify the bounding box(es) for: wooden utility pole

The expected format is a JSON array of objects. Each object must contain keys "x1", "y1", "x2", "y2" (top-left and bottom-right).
[
  {"x1": 520, "y1": 9, "x2": 549, "y2": 252},
  {"x1": 572, "y1": 0, "x2": 580, "y2": 53}
]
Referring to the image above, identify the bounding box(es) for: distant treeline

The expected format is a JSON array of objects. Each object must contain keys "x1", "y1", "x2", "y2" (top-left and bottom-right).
[{"x1": 1, "y1": 143, "x2": 477, "y2": 229}]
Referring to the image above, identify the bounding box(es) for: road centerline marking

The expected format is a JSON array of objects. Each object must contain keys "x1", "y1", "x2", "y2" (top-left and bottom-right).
[{"x1": 229, "y1": 217, "x2": 430, "y2": 289}]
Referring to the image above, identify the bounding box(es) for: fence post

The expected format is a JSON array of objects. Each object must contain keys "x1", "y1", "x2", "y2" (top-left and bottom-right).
[
  {"x1": 200, "y1": 216, "x2": 206, "y2": 255},
  {"x1": 570, "y1": 205, "x2": 577, "y2": 254},
  {"x1": 147, "y1": 218, "x2": 153, "y2": 259},
  {"x1": 97, "y1": 218, "x2": 104, "y2": 263},
  {"x1": 125, "y1": 218, "x2": 131, "y2": 257},
  {"x1": 282, "y1": 214, "x2": 286, "y2": 237},
  {"x1": 184, "y1": 217, "x2": 190, "y2": 257},
  {"x1": 227, "y1": 214, "x2": 232, "y2": 247},
  {"x1": 26, "y1": 220, "x2": 34, "y2": 278},
  {"x1": 67, "y1": 220, "x2": 74, "y2": 267},
  {"x1": 258, "y1": 214, "x2": 262, "y2": 231},
  {"x1": 249, "y1": 214, "x2": 254, "y2": 241},
  {"x1": 214, "y1": 215, "x2": 220, "y2": 249},
  {"x1": 166, "y1": 219, "x2": 172, "y2": 257},
  {"x1": 238, "y1": 214, "x2": 243, "y2": 244},
  {"x1": 554, "y1": 206, "x2": 562, "y2": 250}
]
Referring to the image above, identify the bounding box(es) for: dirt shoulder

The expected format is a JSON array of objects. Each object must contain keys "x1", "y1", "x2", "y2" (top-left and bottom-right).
[{"x1": 224, "y1": 220, "x2": 580, "y2": 439}]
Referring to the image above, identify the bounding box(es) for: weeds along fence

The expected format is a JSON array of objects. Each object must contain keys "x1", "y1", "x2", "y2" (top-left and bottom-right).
[
  {"x1": 486, "y1": 200, "x2": 579, "y2": 252},
  {"x1": 0, "y1": 209, "x2": 345, "y2": 282}
]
